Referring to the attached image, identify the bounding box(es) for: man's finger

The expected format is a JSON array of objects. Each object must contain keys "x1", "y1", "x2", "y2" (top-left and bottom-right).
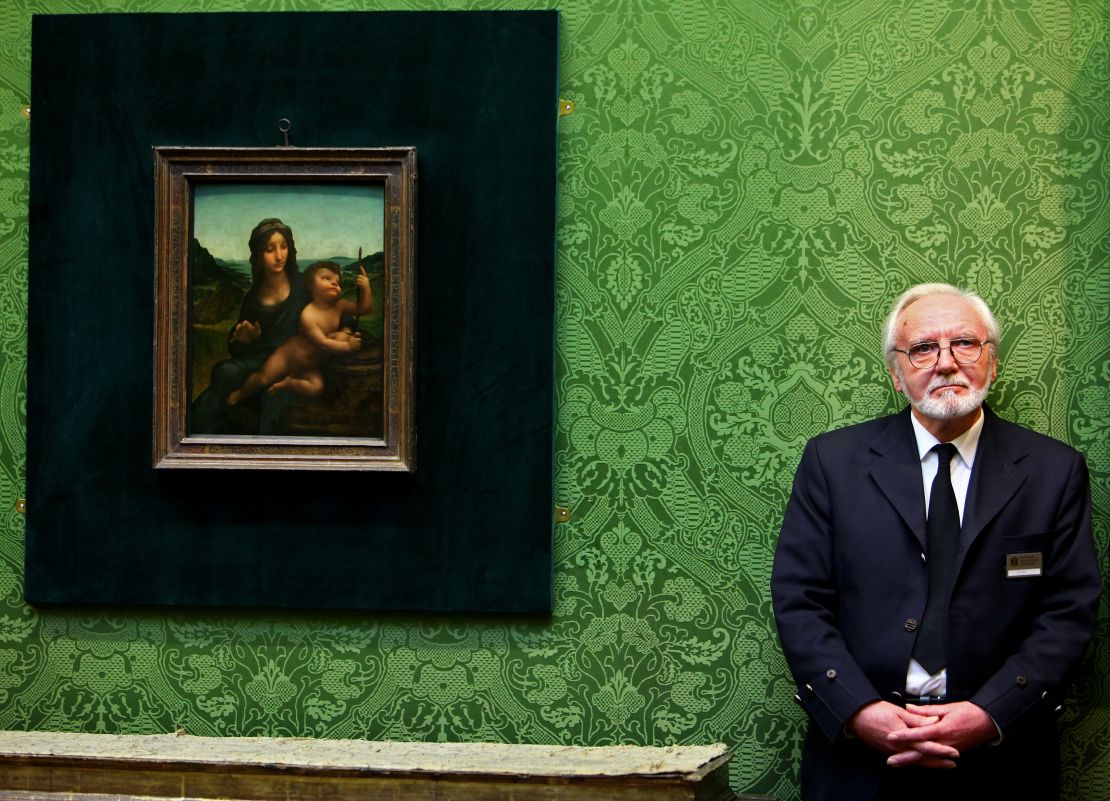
[
  {"x1": 905, "y1": 703, "x2": 952, "y2": 716},
  {"x1": 908, "y1": 740, "x2": 959, "y2": 758},
  {"x1": 898, "y1": 710, "x2": 939, "y2": 727},
  {"x1": 888, "y1": 751, "x2": 958, "y2": 769},
  {"x1": 887, "y1": 741, "x2": 959, "y2": 761},
  {"x1": 888, "y1": 723, "x2": 945, "y2": 743}
]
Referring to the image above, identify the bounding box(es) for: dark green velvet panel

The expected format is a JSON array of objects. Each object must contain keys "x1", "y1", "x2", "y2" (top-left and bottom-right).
[{"x1": 25, "y1": 11, "x2": 557, "y2": 612}]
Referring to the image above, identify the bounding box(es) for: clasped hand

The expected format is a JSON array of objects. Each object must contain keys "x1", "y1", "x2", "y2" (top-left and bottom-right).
[{"x1": 848, "y1": 700, "x2": 996, "y2": 769}]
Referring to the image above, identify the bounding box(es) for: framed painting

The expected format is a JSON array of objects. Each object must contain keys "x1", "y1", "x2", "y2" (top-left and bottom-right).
[{"x1": 152, "y1": 146, "x2": 416, "y2": 471}]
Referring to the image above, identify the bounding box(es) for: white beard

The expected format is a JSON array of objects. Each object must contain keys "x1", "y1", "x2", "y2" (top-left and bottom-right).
[
  {"x1": 896, "y1": 369, "x2": 991, "y2": 421},
  {"x1": 910, "y1": 383, "x2": 988, "y2": 419}
]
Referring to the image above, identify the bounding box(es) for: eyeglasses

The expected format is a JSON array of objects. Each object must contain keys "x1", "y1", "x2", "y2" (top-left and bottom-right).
[{"x1": 890, "y1": 338, "x2": 991, "y2": 369}]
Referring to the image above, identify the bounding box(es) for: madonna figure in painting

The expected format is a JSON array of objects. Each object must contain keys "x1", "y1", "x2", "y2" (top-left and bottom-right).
[{"x1": 190, "y1": 217, "x2": 308, "y2": 435}]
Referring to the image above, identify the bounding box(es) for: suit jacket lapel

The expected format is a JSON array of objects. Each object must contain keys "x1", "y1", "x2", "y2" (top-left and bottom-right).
[
  {"x1": 959, "y1": 408, "x2": 1028, "y2": 563},
  {"x1": 868, "y1": 410, "x2": 927, "y2": 548}
]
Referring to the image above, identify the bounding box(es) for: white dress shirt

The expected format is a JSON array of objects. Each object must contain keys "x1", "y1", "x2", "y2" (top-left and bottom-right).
[{"x1": 905, "y1": 411, "x2": 984, "y2": 697}]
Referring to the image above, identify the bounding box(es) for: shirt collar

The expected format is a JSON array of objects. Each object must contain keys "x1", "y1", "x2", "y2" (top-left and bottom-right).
[{"x1": 908, "y1": 409, "x2": 984, "y2": 469}]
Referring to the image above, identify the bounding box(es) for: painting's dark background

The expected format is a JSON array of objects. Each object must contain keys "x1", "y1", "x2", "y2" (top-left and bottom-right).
[{"x1": 26, "y1": 11, "x2": 557, "y2": 612}]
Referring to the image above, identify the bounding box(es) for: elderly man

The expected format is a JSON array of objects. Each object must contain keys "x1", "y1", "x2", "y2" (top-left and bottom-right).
[{"x1": 771, "y1": 284, "x2": 1100, "y2": 801}]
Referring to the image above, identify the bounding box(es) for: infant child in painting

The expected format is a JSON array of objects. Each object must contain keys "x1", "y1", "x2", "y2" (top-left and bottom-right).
[{"x1": 228, "y1": 261, "x2": 372, "y2": 404}]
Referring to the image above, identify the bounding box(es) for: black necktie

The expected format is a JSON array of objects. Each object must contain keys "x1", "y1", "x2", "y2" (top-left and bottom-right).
[{"x1": 911, "y1": 443, "x2": 961, "y2": 674}]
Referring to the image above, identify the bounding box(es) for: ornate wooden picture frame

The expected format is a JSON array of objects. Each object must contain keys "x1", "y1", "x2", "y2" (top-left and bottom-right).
[{"x1": 152, "y1": 147, "x2": 416, "y2": 471}]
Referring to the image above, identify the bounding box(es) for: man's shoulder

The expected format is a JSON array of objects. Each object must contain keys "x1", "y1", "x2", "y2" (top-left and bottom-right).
[
  {"x1": 804, "y1": 407, "x2": 1085, "y2": 464},
  {"x1": 983, "y1": 408, "x2": 1085, "y2": 461}
]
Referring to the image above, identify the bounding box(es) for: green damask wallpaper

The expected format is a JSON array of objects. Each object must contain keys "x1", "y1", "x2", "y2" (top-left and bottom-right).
[{"x1": 0, "y1": 1, "x2": 1107, "y2": 799}]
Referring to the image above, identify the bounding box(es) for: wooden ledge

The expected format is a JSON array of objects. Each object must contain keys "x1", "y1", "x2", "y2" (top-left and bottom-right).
[{"x1": 0, "y1": 731, "x2": 736, "y2": 801}]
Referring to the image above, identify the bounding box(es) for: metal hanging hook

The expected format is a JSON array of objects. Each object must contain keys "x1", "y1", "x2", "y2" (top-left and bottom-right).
[{"x1": 278, "y1": 118, "x2": 292, "y2": 147}]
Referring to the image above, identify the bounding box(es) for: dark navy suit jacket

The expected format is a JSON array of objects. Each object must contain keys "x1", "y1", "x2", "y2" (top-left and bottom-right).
[{"x1": 771, "y1": 407, "x2": 1100, "y2": 801}]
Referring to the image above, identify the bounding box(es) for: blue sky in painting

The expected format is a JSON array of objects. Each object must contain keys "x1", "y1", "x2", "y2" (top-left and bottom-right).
[{"x1": 193, "y1": 183, "x2": 385, "y2": 261}]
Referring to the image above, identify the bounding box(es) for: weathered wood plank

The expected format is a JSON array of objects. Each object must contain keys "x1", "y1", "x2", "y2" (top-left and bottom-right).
[{"x1": 0, "y1": 732, "x2": 737, "y2": 801}]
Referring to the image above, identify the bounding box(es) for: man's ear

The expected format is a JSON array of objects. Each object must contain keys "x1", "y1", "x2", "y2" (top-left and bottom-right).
[{"x1": 889, "y1": 363, "x2": 904, "y2": 392}]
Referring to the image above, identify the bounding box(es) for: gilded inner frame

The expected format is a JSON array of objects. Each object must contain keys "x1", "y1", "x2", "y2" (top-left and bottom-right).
[{"x1": 152, "y1": 147, "x2": 416, "y2": 471}]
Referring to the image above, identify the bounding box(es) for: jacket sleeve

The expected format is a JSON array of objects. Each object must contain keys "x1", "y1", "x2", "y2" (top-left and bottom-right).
[
  {"x1": 969, "y1": 450, "x2": 1100, "y2": 732},
  {"x1": 771, "y1": 437, "x2": 882, "y2": 741}
]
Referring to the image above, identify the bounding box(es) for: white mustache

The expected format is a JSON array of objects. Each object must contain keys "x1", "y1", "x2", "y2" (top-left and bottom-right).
[{"x1": 928, "y1": 378, "x2": 969, "y2": 393}]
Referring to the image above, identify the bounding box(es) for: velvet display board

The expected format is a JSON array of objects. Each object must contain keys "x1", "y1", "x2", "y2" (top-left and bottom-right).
[{"x1": 26, "y1": 11, "x2": 557, "y2": 612}]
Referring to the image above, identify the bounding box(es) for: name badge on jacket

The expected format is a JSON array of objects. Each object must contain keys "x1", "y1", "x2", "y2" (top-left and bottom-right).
[{"x1": 1006, "y1": 552, "x2": 1043, "y2": 578}]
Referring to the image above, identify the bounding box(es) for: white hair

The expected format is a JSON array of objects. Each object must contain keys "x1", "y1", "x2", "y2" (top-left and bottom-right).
[{"x1": 882, "y1": 283, "x2": 1001, "y2": 368}]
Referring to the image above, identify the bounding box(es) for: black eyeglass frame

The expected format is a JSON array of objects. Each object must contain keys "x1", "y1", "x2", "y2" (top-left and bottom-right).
[{"x1": 890, "y1": 338, "x2": 993, "y2": 369}]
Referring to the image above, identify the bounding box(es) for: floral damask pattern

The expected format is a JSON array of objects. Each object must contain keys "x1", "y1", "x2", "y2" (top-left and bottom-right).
[
  {"x1": 872, "y1": 30, "x2": 1103, "y2": 300},
  {"x1": 1, "y1": 2, "x2": 1108, "y2": 799},
  {"x1": 706, "y1": 312, "x2": 891, "y2": 504}
]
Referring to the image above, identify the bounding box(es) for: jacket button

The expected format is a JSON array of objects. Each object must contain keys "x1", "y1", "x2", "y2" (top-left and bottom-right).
[
  {"x1": 1016, "y1": 675, "x2": 1028, "y2": 687},
  {"x1": 904, "y1": 618, "x2": 918, "y2": 632},
  {"x1": 826, "y1": 669, "x2": 837, "y2": 679}
]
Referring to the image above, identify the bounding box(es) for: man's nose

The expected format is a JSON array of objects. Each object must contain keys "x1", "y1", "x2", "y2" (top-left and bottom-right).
[{"x1": 935, "y1": 346, "x2": 958, "y2": 371}]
